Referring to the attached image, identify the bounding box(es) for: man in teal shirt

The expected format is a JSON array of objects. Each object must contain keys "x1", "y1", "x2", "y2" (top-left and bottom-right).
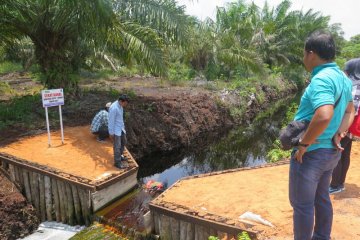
[{"x1": 289, "y1": 31, "x2": 354, "y2": 239}]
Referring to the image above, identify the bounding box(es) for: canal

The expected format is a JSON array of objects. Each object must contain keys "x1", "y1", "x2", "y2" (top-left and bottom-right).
[
  {"x1": 96, "y1": 94, "x2": 299, "y2": 232},
  {"x1": 139, "y1": 94, "x2": 299, "y2": 187}
]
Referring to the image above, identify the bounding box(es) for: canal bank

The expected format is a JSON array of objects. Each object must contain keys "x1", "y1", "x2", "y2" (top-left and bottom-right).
[{"x1": 149, "y1": 141, "x2": 360, "y2": 239}]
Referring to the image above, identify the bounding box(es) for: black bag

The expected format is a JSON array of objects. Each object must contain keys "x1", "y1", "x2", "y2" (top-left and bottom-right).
[
  {"x1": 279, "y1": 120, "x2": 310, "y2": 150},
  {"x1": 280, "y1": 88, "x2": 344, "y2": 150}
]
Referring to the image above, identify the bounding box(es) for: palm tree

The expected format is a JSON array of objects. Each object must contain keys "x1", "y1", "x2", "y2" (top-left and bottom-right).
[
  {"x1": 252, "y1": 0, "x2": 298, "y2": 69},
  {"x1": 215, "y1": 1, "x2": 263, "y2": 78},
  {"x1": 0, "y1": 0, "x2": 189, "y2": 91}
]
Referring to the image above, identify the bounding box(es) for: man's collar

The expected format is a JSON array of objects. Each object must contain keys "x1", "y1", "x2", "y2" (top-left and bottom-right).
[{"x1": 311, "y1": 62, "x2": 337, "y2": 78}]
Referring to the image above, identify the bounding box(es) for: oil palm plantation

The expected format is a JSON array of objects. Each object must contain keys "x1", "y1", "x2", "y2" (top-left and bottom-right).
[{"x1": 0, "y1": 0, "x2": 190, "y2": 91}]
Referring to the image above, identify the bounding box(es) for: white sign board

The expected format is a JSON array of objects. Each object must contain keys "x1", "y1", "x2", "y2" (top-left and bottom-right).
[
  {"x1": 41, "y1": 88, "x2": 65, "y2": 146},
  {"x1": 42, "y1": 89, "x2": 64, "y2": 107}
]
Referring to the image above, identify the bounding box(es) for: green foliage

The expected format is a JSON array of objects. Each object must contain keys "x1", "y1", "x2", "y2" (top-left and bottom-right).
[
  {"x1": 337, "y1": 34, "x2": 360, "y2": 66},
  {"x1": 168, "y1": 61, "x2": 193, "y2": 85},
  {"x1": 267, "y1": 102, "x2": 298, "y2": 162},
  {"x1": 281, "y1": 64, "x2": 308, "y2": 89},
  {"x1": 208, "y1": 236, "x2": 220, "y2": 240},
  {"x1": 181, "y1": 0, "x2": 338, "y2": 85},
  {"x1": 143, "y1": 102, "x2": 156, "y2": 112},
  {"x1": 208, "y1": 231, "x2": 251, "y2": 240},
  {"x1": 0, "y1": 94, "x2": 42, "y2": 130},
  {"x1": 283, "y1": 103, "x2": 299, "y2": 128},
  {"x1": 267, "y1": 140, "x2": 291, "y2": 162},
  {"x1": 70, "y1": 223, "x2": 126, "y2": 240},
  {"x1": 121, "y1": 89, "x2": 137, "y2": 100},
  {"x1": 230, "y1": 105, "x2": 247, "y2": 119},
  {"x1": 107, "y1": 87, "x2": 137, "y2": 101},
  {"x1": 0, "y1": 81, "x2": 13, "y2": 95},
  {"x1": 3, "y1": 37, "x2": 35, "y2": 70},
  {"x1": 0, "y1": 61, "x2": 22, "y2": 74},
  {"x1": 0, "y1": 0, "x2": 190, "y2": 92},
  {"x1": 238, "y1": 231, "x2": 252, "y2": 240}
]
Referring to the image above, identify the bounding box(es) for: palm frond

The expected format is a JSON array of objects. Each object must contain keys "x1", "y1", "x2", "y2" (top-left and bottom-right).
[{"x1": 110, "y1": 21, "x2": 167, "y2": 76}]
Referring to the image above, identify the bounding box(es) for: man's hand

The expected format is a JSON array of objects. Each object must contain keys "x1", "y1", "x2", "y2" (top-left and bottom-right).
[
  {"x1": 332, "y1": 132, "x2": 344, "y2": 151},
  {"x1": 295, "y1": 146, "x2": 308, "y2": 163},
  {"x1": 109, "y1": 134, "x2": 114, "y2": 142}
]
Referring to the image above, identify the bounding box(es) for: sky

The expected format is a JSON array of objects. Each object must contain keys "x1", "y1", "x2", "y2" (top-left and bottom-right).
[{"x1": 177, "y1": 0, "x2": 360, "y2": 40}]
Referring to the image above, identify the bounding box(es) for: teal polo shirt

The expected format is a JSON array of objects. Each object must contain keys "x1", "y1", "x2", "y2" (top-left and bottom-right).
[{"x1": 294, "y1": 62, "x2": 353, "y2": 151}]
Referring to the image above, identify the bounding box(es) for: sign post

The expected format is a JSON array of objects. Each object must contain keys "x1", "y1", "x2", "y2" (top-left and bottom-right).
[{"x1": 41, "y1": 89, "x2": 65, "y2": 147}]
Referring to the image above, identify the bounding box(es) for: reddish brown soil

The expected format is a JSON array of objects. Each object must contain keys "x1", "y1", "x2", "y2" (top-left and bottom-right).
[
  {"x1": 153, "y1": 142, "x2": 360, "y2": 239},
  {"x1": 0, "y1": 171, "x2": 39, "y2": 240},
  {"x1": 0, "y1": 126, "x2": 135, "y2": 181}
]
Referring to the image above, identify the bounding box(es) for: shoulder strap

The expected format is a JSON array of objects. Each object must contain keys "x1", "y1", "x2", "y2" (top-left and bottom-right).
[
  {"x1": 334, "y1": 79, "x2": 345, "y2": 109},
  {"x1": 334, "y1": 92, "x2": 342, "y2": 109}
]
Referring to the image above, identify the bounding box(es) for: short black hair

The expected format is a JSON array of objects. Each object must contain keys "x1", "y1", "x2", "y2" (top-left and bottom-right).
[
  {"x1": 305, "y1": 31, "x2": 336, "y2": 61},
  {"x1": 118, "y1": 94, "x2": 129, "y2": 102}
]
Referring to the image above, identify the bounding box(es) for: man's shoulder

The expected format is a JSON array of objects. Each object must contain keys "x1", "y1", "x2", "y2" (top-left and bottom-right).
[
  {"x1": 312, "y1": 68, "x2": 345, "y2": 86},
  {"x1": 109, "y1": 103, "x2": 117, "y2": 112}
]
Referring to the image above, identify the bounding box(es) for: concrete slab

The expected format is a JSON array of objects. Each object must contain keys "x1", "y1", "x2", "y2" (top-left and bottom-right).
[{"x1": 20, "y1": 222, "x2": 84, "y2": 240}]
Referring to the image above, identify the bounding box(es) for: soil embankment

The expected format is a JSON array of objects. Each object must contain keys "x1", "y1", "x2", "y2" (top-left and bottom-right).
[
  {"x1": 0, "y1": 171, "x2": 39, "y2": 240},
  {"x1": 1, "y1": 75, "x2": 296, "y2": 160}
]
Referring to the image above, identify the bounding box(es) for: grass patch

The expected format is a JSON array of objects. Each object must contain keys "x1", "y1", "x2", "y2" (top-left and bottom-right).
[
  {"x1": 0, "y1": 94, "x2": 44, "y2": 130},
  {"x1": 0, "y1": 82, "x2": 14, "y2": 95},
  {"x1": 70, "y1": 223, "x2": 127, "y2": 240},
  {"x1": 0, "y1": 61, "x2": 22, "y2": 74}
]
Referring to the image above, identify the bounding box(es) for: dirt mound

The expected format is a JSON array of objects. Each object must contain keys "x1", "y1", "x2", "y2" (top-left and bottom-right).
[
  {"x1": 0, "y1": 171, "x2": 39, "y2": 240},
  {"x1": 125, "y1": 92, "x2": 233, "y2": 158}
]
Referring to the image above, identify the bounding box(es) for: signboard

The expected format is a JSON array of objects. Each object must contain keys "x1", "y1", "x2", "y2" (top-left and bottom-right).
[
  {"x1": 41, "y1": 88, "x2": 65, "y2": 146},
  {"x1": 41, "y1": 89, "x2": 64, "y2": 107}
]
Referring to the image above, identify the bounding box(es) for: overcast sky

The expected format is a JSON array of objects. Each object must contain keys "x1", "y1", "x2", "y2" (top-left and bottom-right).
[{"x1": 177, "y1": 0, "x2": 360, "y2": 40}]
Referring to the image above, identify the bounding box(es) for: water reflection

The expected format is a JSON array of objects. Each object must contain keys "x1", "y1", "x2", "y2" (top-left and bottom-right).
[{"x1": 139, "y1": 94, "x2": 299, "y2": 187}]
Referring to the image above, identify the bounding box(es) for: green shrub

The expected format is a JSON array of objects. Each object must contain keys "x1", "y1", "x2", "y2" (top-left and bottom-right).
[
  {"x1": 0, "y1": 61, "x2": 22, "y2": 74},
  {"x1": 0, "y1": 82, "x2": 14, "y2": 95},
  {"x1": 168, "y1": 62, "x2": 193, "y2": 86},
  {"x1": 267, "y1": 140, "x2": 292, "y2": 162},
  {"x1": 0, "y1": 94, "x2": 43, "y2": 130},
  {"x1": 266, "y1": 102, "x2": 298, "y2": 163},
  {"x1": 208, "y1": 231, "x2": 251, "y2": 240},
  {"x1": 238, "y1": 231, "x2": 251, "y2": 240}
]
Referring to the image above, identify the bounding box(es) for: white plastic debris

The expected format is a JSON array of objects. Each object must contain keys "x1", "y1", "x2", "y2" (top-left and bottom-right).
[{"x1": 239, "y1": 211, "x2": 274, "y2": 227}]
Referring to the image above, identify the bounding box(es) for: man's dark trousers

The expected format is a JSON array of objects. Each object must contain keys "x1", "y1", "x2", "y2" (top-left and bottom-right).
[
  {"x1": 331, "y1": 136, "x2": 352, "y2": 188},
  {"x1": 289, "y1": 148, "x2": 340, "y2": 240}
]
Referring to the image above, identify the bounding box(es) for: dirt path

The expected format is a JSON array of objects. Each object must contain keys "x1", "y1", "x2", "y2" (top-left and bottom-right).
[{"x1": 153, "y1": 141, "x2": 360, "y2": 239}]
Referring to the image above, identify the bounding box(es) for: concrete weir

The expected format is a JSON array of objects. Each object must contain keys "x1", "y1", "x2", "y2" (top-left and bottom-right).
[
  {"x1": 0, "y1": 126, "x2": 139, "y2": 226},
  {"x1": 149, "y1": 161, "x2": 291, "y2": 240}
]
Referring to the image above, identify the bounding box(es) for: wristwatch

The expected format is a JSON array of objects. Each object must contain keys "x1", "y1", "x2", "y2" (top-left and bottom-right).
[{"x1": 298, "y1": 138, "x2": 309, "y2": 148}]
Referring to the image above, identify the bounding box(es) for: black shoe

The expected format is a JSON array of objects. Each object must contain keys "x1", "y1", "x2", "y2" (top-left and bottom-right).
[
  {"x1": 114, "y1": 162, "x2": 122, "y2": 168},
  {"x1": 114, "y1": 162, "x2": 128, "y2": 169},
  {"x1": 121, "y1": 155, "x2": 128, "y2": 161}
]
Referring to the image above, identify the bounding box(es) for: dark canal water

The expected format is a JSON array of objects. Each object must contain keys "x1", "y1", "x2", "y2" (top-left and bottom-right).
[
  {"x1": 138, "y1": 94, "x2": 299, "y2": 187},
  {"x1": 98, "y1": 94, "x2": 300, "y2": 230}
]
